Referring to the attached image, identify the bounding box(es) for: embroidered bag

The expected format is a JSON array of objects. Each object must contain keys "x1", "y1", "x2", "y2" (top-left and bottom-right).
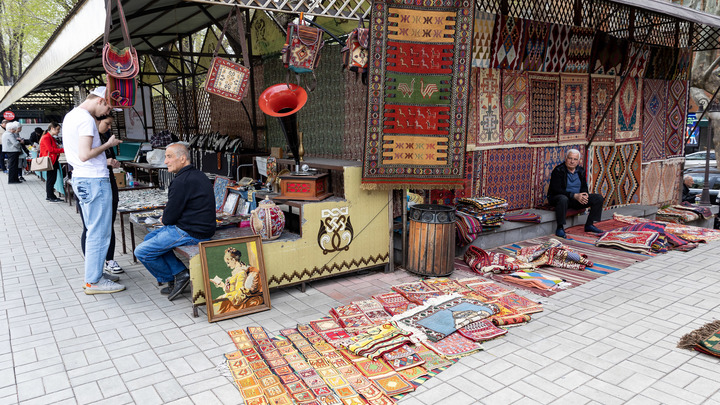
[
  {"x1": 204, "y1": 8, "x2": 251, "y2": 102},
  {"x1": 282, "y1": 22, "x2": 325, "y2": 74},
  {"x1": 341, "y1": 21, "x2": 369, "y2": 73},
  {"x1": 102, "y1": 0, "x2": 139, "y2": 79},
  {"x1": 106, "y1": 75, "x2": 136, "y2": 108}
]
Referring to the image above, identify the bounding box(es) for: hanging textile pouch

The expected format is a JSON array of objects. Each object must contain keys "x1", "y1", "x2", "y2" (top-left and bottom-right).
[
  {"x1": 282, "y1": 21, "x2": 324, "y2": 90},
  {"x1": 106, "y1": 75, "x2": 137, "y2": 108},
  {"x1": 204, "y1": 8, "x2": 252, "y2": 102},
  {"x1": 102, "y1": 0, "x2": 139, "y2": 79},
  {"x1": 341, "y1": 22, "x2": 369, "y2": 74}
]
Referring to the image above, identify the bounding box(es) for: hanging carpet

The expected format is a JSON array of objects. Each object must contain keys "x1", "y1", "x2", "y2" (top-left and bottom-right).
[
  {"x1": 563, "y1": 26, "x2": 594, "y2": 73},
  {"x1": 640, "y1": 161, "x2": 662, "y2": 205},
  {"x1": 558, "y1": 73, "x2": 588, "y2": 143},
  {"x1": 543, "y1": 23, "x2": 570, "y2": 72},
  {"x1": 527, "y1": 72, "x2": 559, "y2": 145},
  {"x1": 490, "y1": 14, "x2": 525, "y2": 70},
  {"x1": 615, "y1": 76, "x2": 642, "y2": 142},
  {"x1": 471, "y1": 10, "x2": 495, "y2": 68},
  {"x1": 520, "y1": 20, "x2": 550, "y2": 72},
  {"x1": 589, "y1": 74, "x2": 617, "y2": 142},
  {"x1": 472, "y1": 68, "x2": 502, "y2": 148},
  {"x1": 362, "y1": 0, "x2": 473, "y2": 189},
  {"x1": 665, "y1": 79, "x2": 688, "y2": 158},
  {"x1": 641, "y1": 78, "x2": 668, "y2": 162},
  {"x1": 590, "y1": 31, "x2": 627, "y2": 75},
  {"x1": 588, "y1": 142, "x2": 641, "y2": 208},
  {"x1": 626, "y1": 42, "x2": 649, "y2": 78},
  {"x1": 501, "y1": 70, "x2": 529, "y2": 145},
  {"x1": 476, "y1": 147, "x2": 535, "y2": 210}
]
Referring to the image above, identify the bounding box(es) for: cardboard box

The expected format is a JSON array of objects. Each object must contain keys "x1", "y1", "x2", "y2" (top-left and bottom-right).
[{"x1": 114, "y1": 170, "x2": 126, "y2": 188}]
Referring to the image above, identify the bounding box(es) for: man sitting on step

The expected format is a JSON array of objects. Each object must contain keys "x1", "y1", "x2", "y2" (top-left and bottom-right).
[{"x1": 547, "y1": 149, "x2": 604, "y2": 238}]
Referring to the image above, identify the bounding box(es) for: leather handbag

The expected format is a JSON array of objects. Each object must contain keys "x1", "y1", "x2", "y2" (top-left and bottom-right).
[
  {"x1": 204, "y1": 8, "x2": 251, "y2": 102},
  {"x1": 31, "y1": 156, "x2": 53, "y2": 172},
  {"x1": 102, "y1": 0, "x2": 139, "y2": 79}
]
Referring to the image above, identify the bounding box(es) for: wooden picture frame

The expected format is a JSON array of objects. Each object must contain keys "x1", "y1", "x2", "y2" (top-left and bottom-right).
[
  {"x1": 199, "y1": 236, "x2": 271, "y2": 322},
  {"x1": 223, "y1": 192, "x2": 240, "y2": 215},
  {"x1": 213, "y1": 176, "x2": 231, "y2": 212}
]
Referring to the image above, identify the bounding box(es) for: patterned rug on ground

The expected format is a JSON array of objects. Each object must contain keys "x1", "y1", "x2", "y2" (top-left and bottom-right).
[{"x1": 362, "y1": 0, "x2": 472, "y2": 189}]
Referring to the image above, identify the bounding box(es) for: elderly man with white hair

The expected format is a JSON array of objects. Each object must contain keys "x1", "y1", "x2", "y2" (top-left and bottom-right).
[
  {"x1": 682, "y1": 175, "x2": 698, "y2": 203},
  {"x1": 547, "y1": 149, "x2": 604, "y2": 238},
  {"x1": 2, "y1": 121, "x2": 25, "y2": 184}
]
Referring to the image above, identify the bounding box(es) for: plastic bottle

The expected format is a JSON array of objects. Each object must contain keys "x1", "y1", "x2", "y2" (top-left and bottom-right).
[{"x1": 127, "y1": 172, "x2": 134, "y2": 187}]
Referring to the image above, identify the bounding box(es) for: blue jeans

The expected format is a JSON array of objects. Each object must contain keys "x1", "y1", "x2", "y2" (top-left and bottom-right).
[
  {"x1": 72, "y1": 177, "x2": 112, "y2": 283},
  {"x1": 135, "y1": 226, "x2": 206, "y2": 283}
]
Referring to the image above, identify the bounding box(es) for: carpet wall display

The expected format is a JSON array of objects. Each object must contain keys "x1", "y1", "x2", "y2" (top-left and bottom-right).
[
  {"x1": 641, "y1": 78, "x2": 668, "y2": 162},
  {"x1": 543, "y1": 23, "x2": 570, "y2": 72},
  {"x1": 590, "y1": 31, "x2": 627, "y2": 75},
  {"x1": 476, "y1": 147, "x2": 535, "y2": 210},
  {"x1": 471, "y1": 10, "x2": 495, "y2": 68},
  {"x1": 626, "y1": 42, "x2": 649, "y2": 78},
  {"x1": 490, "y1": 14, "x2": 525, "y2": 70},
  {"x1": 616, "y1": 76, "x2": 642, "y2": 142},
  {"x1": 558, "y1": 73, "x2": 588, "y2": 144},
  {"x1": 532, "y1": 144, "x2": 585, "y2": 207},
  {"x1": 473, "y1": 68, "x2": 502, "y2": 149},
  {"x1": 563, "y1": 26, "x2": 594, "y2": 73},
  {"x1": 640, "y1": 161, "x2": 661, "y2": 205},
  {"x1": 362, "y1": 0, "x2": 472, "y2": 189},
  {"x1": 527, "y1": 72, "x2": 559, "y2": 145},
  {"x1": 588, "y1": 142, "x2": 641, "y2": 208},
  {"x1": 520, "y1": 20, "x2": 550, "y2": 72},
  {"x1": 501, "y1": 70, "x2": 529, "y2": 145},
  {"x1": 588, "y1": 75, "x2": 616, "y2": 143},
  {"x1": 658, "y1": 158, "x2": 683, "y2": 206},
  {"x1": 666, "y1": 79, "x2": 688, "y2": 158},
  {"x1": 645, "y1": 45, "x2": 676, "y2": 80},
  {"x1": 674, "y1": 48, "x2": 692, "y2": 80}
]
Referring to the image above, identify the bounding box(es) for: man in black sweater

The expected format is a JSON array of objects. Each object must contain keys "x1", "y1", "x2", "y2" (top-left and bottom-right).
[
  {"x1": 135, "y1": 143, "x2": 216, "y2": 300},
  {"x1": 547, "y1": 149, "x2": 604, "y2": 238}
]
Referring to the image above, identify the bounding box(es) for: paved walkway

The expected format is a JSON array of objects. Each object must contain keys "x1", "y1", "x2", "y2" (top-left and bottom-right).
[{"x1": 2, "y1": 173, "x2": 720, "y2": 405}]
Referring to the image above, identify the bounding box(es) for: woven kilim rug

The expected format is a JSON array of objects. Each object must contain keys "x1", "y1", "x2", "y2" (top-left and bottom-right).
[
  {"x1": 640, "y1": 161, "x2": 662, "y2": 205},
  {"x1": 674, "y1": 48, "x2": 692, "y2": 80},
  {"x1": 520, "y1": 20, "x2": 550, "y2": 72},
  {"x1": 490, "y1": 14, "x2": 525, "y2": 70},
  {"x1": 501, "y1": 70, "x2": 529, "y2": 144},
  {"x1": 559, "y1": 73, "x2": 588, "y2": 144},
  {"x1": 476, "y1": 147, "x2": 534, "y2": 210},
  {"x1": 362, "y1": 0, "x2": 472, "y2": 189},
  {"x1": 564, "y1": 26, "x2": 594, "y2": 73},
  {"x1": 665, "y1": 79, "x2": 688, "y2": 158},
  {"x1": 626, "y1": 42, "x2": 649, "y2": 78},
  {"x1": 658, "y1": 158, "x2": 682, "y2": 206},
  {"x1": 543, "y1": 23, "x2": 570, "y2": 72},
  {"x1": 531, "y1": 144, "x2": 585, "y2": 207},
  {"x1": 590, "y1": 31, "x2": 627, "y2": 75},
  {"x1": 471, "y1": 10, "x2": 495, "y2": 68},
  {"x1": 528, "y1": 72, "x2": 559, "y2": 145},
  {"x1": 472, "y1": 68, "x2": 502, "y2": 149},
  {"x1": 616, "y1": 76, "x2": 642, "y2": 142},
  {"x1": 588, "y1": 142, "x2": 641, "y2": 208},
  {"x1": 589, "y1": 75, "x2": 616, "y2": 142},
  {"x1": 678, "y1": 320, "x2": 720, "y2": 358},
  {"x1": 641, "y1": 78, "x2": 667, "y2": 162},
  {"x1": 645, "y1": 45, "x2": 676, "y2": 80}
]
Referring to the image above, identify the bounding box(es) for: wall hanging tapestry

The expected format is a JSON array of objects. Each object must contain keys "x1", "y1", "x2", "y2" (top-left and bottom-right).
[
  {"x1": 589, "y1": 75, "x2": 617, "y2": 142},
  {"x1": 558, "y1": 73, "x2": 588, "y2": 143},
  {"x1": 616, "y1": 76, "x2": 642, "y2": 142},
  {"x1": 476, "y1": 147, "x2": 535, "y2": 210},
  {"x1": 674, "y1": 48, "x2": 692, "y2": 80},
  {"x1": 362, "y1": 0, "x2": 472, "y2": 189},
  {"x1": 471, "y1": 10, "x2": 495, "y2": 68},
  {"x1": 520, "y1": 20, "x2": 550, "y2": 72},
  {"x1": 665, "y1": 79, "x2": 688, "y2": 158},
  {"x1": 626, "y1": 42, "x2": 649, "y2": 78},
  {"x1": 641, "y1": 78, "x2": 668, "y2": 162},
  {"x1": 527, "y1": 72, "x2": 559, "y2": 145},
  {"x1": 563, "y1": 26, "x2": 594, "y2": 73},
  {"x1": 640, "y1": 162, "x2": 661, "y2": 205},
  {"x1": 501, "y1": 70, "x2": 529, "y2": 144},
  {"x1": 543, "y1": 23, "x2": 570, "y2": 72},
  {"x1": 490, "y1": 14, "x2": 525, "y2": 70},
  {"x1": 588, "y1": 142, "x2": 641, "y2": 208},
  {"x1": 644, "y1": 45, "x2": 676, "y2": 80},
  {"x1": 657, "y1": 158, "x2": 682, "y2": 206},
  {"x1": 472, "y1": 68, "x2": 502, "y2": 148},
  {"x1": 590, "y1": 31, "x2": 627, "y2": 75},
  {"x1": 532, "y1": 144, "x2": 585, "y2": 207}
]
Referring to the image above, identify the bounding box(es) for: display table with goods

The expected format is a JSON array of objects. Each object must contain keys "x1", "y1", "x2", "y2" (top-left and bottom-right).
[{"x1": 117, "y1": 188, "x2": 168, "y2": 260}]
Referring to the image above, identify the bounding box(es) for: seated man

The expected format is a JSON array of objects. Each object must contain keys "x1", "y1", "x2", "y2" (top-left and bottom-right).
[
  {"x1": 682, "y1": 175, "x2": 698, "y2": 203},
  {"x1": 135, "y1": 143, "x2": 216, "y2": 301},
  {"x1": 547, "y1": 149, "x2": 604, "y2": 238}
]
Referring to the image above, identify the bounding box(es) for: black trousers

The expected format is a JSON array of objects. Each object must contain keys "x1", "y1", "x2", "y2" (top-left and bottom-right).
[
  {"x1": 46, "y1": 161, "x2": 60, "y2": 199},
  {"x1": 549, "y1": 193, "x2": 604, "y2": 229},
  {"x1": 79, "y1": 173, "x2": 119, "y2": 260},
  {"x1": 6, "y1": 152, "x2": 19, "y2": 183}
]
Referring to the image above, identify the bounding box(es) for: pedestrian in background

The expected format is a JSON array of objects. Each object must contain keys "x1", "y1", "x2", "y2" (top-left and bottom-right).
[{"x1": 39, "y1": 122, "x2": 64, "y2": 202}]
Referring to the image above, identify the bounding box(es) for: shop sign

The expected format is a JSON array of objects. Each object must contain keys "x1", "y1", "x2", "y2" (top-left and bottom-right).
[{"x1": 2, "y1": 111, "x2": 14, "y2": 120}]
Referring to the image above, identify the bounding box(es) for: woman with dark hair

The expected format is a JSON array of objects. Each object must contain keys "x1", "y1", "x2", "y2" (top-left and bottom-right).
[
  {"x1": 39, "y1": 122, "x2": 64, "y2": 201},
  {"x1": 29, "y1": 127, "x2": 44, "y2": 146}
]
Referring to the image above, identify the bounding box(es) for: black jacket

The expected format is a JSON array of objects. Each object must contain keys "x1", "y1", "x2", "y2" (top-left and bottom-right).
[
  {"x1": 163, "y1": 165, "x2": 216, "y2": 239},
  {"x1": 548, "y1": 162, "x2": 589, "y2": 199},
  {"x1": 682, "y1": 184, "x2": 697, "y2": 203}
]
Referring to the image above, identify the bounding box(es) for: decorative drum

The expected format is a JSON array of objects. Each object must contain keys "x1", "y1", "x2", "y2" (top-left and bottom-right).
[
  {"x1": 406, "y1": 204, "x2": 456, "y2": 276},
  {"x1": 250, "y1": 197, "x2": 286, "y2": 240}
]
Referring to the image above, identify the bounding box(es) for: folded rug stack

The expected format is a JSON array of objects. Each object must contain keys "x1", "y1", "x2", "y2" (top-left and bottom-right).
[{"x1": 455, "y1": 197, "x2": 508, "y2": 245}]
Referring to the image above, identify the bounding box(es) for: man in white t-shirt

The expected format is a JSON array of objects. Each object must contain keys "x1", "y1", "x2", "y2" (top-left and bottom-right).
[{"x1": 64, "y1": 87, "x2": 125, "y2": 294}]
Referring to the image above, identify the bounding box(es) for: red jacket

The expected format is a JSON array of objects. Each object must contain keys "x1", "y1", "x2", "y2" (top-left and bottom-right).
[{"x1": 39, "y1": 133, "x2": 64, "y2": 165}]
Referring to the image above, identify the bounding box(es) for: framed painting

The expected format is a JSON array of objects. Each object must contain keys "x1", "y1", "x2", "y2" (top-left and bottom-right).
[
  {"x1": 199, "y1": 236, "x2": 271, "y2": 322},
  {"x1": 213, "y1": 176, "x2": 231, "y2": 212},
  {"x1": 223, "y1": 192, "x2": 240, "y2": 215}
]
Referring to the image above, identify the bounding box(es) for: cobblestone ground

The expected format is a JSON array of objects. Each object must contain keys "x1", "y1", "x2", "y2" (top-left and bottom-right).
[{"x1": 1, "y1": 174, "x2": 720, "y2": 404}]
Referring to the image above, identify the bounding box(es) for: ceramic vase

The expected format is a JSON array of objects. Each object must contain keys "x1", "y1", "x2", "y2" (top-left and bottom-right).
[{"x1": 250, "y1": 197, "x2": 285, "y2": 240}]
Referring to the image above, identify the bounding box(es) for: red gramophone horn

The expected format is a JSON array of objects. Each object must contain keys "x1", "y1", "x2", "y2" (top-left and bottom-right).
[{"x1": 259, "y1": 84, "x2": 308, "y2": 170}]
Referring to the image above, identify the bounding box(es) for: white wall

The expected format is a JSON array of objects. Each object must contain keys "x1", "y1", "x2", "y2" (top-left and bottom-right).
[{"x1": 123, "y1": 86, "x2": 154, "y2": 140}]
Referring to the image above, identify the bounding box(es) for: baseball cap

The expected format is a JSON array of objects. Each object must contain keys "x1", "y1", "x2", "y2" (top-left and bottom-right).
[{"x1": 90, "y1": 86, "x2": 106, "y2": 98}]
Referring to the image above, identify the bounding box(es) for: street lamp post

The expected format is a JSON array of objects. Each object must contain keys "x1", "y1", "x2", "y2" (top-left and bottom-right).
[{"x1": 700, "y1": 125, "x2": 712, "y2": 206}]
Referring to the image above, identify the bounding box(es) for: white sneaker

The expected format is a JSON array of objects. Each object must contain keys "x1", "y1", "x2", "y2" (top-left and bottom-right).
[
  {"x1": 83, "y1": 273, "x2": 120, "y2": 289},
  {"x1": 104, "y1": 260, "x2": 124, "y2": 274},
  {"x1": 84, "y1": 278, "x2": 125, "y2": 295}
]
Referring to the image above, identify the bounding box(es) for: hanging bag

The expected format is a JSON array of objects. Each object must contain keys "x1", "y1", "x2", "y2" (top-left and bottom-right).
[
  {"x1": 341, "y1": 19, "x2": 369, "y2": 74},
  {"x1": 102, "y1": 0, "x2": 139, "y2": 79},
  {"x1": 204, "y1": 8, "x2": 252, "y2": 102},
  {"x1": 282, "y1": 18, "x2": 324, "y2": 90}
]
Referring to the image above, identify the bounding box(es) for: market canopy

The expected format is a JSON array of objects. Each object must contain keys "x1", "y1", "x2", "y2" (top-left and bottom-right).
[{"x1": 4, "y1": 0, "x2": 720, "y2": 111}]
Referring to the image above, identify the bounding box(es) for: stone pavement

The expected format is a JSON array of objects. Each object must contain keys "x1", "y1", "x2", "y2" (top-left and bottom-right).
[{"x1": 2, "y1": 173, "x2": 720, "y2": 405}]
